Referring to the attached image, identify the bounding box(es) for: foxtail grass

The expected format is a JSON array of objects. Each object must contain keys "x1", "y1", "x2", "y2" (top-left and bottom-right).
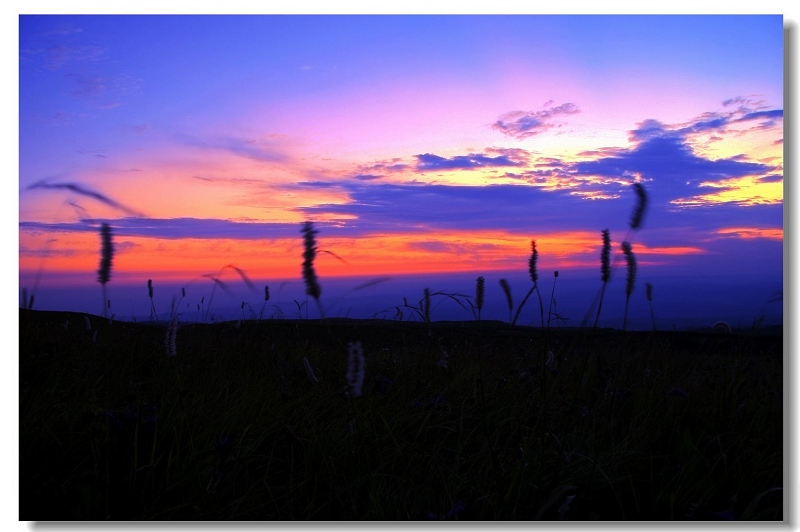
[
  {"x1": 629, "y1": 182, "x2": 648, "y2": 233},
  {"x1": 97, "y1": 223, "x2": 113, "y2": 318},
  {"x1": 475, "y1": 276, "x2": 485, "y2": 321},
  {"x1": 512, "y1": 240, "x2": 544, "y2": 328},
  {"x1": 165, "y1": 316, "x2": 178, "y2": 357},
  {"x1": 592, "y1": 229, "x2": 612, "y2": 329},
  {"x1": 499, "y1": 278, "x2": 513, "y2": 323},
  {"x1": 301, "y1": 221, "x2": 324, "y2": 319},
  {"x1": 622, "y1": 241, "x2": 637, "y2": 331},
  {"x1": 258, "y1": 285, "x2": 270, "y2": 321},
  {"x1": 547, "y1": 270, "x2": 559, "y2": 329},
  {"x1": 345, "y1": 341, "x2": 365, "y2": 398},
  {"x1": 645, "y1": 282, "x2": 656, "y2": 331},
  {"x1": 147, "y1": 279, "x2": 159, "y2": 322}
]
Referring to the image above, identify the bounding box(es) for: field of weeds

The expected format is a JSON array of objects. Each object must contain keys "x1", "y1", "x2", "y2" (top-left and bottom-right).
[{"x1": 19, "y1": 308, "x2": 783, "y2": 521}]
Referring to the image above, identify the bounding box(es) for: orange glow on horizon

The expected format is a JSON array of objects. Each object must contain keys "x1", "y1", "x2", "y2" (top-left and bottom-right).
[
  {"x1": 715, "y1": 227, "x2": 783, "y2": 241},
  {"x1": 20, "y1": 225, "x2": 719, "y2": 289}
]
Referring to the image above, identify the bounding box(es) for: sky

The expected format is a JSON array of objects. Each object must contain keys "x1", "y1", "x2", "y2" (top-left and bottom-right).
[{"x1": 16, "y1": 13, "x2": 786, "y2": 329}]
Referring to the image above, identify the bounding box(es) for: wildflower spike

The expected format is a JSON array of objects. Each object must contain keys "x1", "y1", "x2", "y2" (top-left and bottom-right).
[
  {"x1": 303, "y1": 357, "x2": 320, "y2": 383},
  {"x1": 346, "y1": 341, "x2": 366, "y2": 398}
]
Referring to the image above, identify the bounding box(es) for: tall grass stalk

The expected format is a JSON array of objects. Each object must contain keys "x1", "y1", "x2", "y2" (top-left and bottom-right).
[
  {"x1": 202, "y1": 265, "x2": 256, "y2": 323},
  {"x1": 512, "y1": 240, "x2": 544, "y2": 329},
  {"x1": 301, "y1": 221, "x2": 324, "y2": 319},
  {"x1": 258, "y1": 285, "x2": 270, "y2": 321},
  {"x1": 475, "y1": 276, "x2": 485, "y2": 321},
  {"x1": 622, "y1": 241, "x2": 637, "y2": 331},
  {"x1": 645, "y1": 282, "x2": 656, "y2": 331},
  {"x1": 547, "y1": 271, "x2": 559, "y2": 329},
  {"x1": 629, "y1": 182, "x2": 648, "y2": 234},
  {"x1": 499, "y1": 279, "x2": 513, "y2": 323},
  {"x1": 345, "y1": 341, "x2": 365, "y2": 399},
  {"x1": 147, "y1": 279, "x2": 159, "y2": 323},
  {"x1": 583, "y1": 185, "x2": 649, "y2": 329},
  {"x1": 593, "y1": 229, "x2": 612, "y2": 329},
  {"x1": 97, "y1": 223, "x2": 113, "y2": 318},
  {"x1": 532, "y1": 241, "x2": 544, "y2": 330}
]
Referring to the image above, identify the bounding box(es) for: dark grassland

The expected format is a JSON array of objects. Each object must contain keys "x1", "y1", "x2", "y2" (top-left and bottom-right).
[{"x1": 19, "y1": 308, "x2": 783, "y2": 521}]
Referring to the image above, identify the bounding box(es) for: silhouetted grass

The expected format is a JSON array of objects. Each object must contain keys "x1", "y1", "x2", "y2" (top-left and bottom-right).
[
  {"x1": 19, "y1": 309, "x2": 782, "y2": 521},
  {"x1": 19, "y1": 183, "x2": 783, "y2": 521}
]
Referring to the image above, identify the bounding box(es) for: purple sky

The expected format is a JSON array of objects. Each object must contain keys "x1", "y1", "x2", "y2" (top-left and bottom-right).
[{"x1": 14, "y1": 11, "x2": 788, "y2": 330}]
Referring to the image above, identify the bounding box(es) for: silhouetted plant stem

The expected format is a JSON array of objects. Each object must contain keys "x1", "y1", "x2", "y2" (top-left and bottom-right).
[
  {"x1": 475, "y1": 276, "x2": 485, "y2": 321},
  {"x1": 499, "y1": 279, "x2": 513, "y2": 324},
  {"x1": 259, "y1": 285, "x2": 270, "y2": 321},
  {"x1": 202, "y1": 265, "x2": 256, "y2": 323},
  {"x1": 593, "y1": 229, "x2": 611, "y2": 330},
  {"x1": 301, "y1": 221, "x2": 324, "y2": 319},
  {"x1": 148, "y1": 279, "x2": 159, "y2": 323},
  {"x1": 646, "y1": 282, "x2": 656, "y2": 331},
  {"x1": 547, "y1": 271, "x2": 559, "y2": 329},
  {"x1": 512, "y1": 286, "x2": 535, "y2": 327},
  {"x1": 622, "y1": 241, "x2": 637, "y2": 331},
  {"x1": 97, "y1": 223, "x2": 113, "y2": 318}
]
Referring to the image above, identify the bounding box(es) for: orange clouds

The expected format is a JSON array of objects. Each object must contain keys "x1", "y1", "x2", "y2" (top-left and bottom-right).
[{"x1": 715, "y1": 227, "x2": 783, "y2": 241}]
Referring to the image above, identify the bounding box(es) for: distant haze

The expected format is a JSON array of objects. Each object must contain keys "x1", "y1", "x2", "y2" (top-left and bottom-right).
[{"x1": 21, "y1": 268, "x2": 782, "y2": 332}]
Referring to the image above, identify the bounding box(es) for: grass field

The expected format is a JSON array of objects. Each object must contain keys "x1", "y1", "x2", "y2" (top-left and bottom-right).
[{"x1": 19, "y1": 308, "x2": 783, "y2": 521}]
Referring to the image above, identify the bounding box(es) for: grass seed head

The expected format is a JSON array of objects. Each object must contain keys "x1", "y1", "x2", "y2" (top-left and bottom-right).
[
  {"x1": 475, "y1": 276, "x2": 485, "y2": 312},
  {"x1": 629, "y1": 183, "x2": 649, "y2": 230},
  {"x1": 500, "y1": 278, "x2": 513, "y2": 311},
  {"x1": 97, "y1": 223, "x2": 113, "y2": 285},
  {"x1": 622, "y1": 241, "x2": 637, "y2": 297},
  {"x1": 528, "y1": 240, "x2": 539, "y2": 284},
  {"x1": 601, "y1": 229, "x2": 611, "y2": 283},
  {"x1": 346, "y1": 341, "x2": 365, "y2": 398},
  {"x1": 165, "y1": 319, "x2": 178, "y2": 357},
  {"x1": 301, "y1": 221, "x2": 322, "y2": 300},
  {"x1": 303, "y1": 357, "x2": 320, "y2": 383}
]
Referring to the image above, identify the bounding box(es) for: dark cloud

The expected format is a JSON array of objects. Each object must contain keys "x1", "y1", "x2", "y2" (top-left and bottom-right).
[
  {"x1": 674, "y1": 104, "x2": 783, "y2": 136},
  {"x1": 294, "y1": 181, "x2": 617, "y2": 234},
  {"x1": 758, "y1": 174, "x2": 784, "y2": 183},
  {"x1": 347, "y1": 160, "x2": 409, "y2": 181},
  {"x1": 415, "y1": 152, "x2": 525, "y2": 171},
  {"x1": 575, "y1": 127, "x2": 776, "y2": 191},
  {"x1": 493, "y1": 102, "x2": 580, "y2": 139},
  {"x1": 295, "y1": 180, "x2": 340, "y2": 188},
  {"x1": 739, "y1": 109, "x2": 783, "y2": 122}
]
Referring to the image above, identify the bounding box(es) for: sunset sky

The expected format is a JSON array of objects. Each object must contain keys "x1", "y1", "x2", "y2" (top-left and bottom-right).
[{"x1": 17, "y1": 14, "x2": 785, "y2": 328}]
